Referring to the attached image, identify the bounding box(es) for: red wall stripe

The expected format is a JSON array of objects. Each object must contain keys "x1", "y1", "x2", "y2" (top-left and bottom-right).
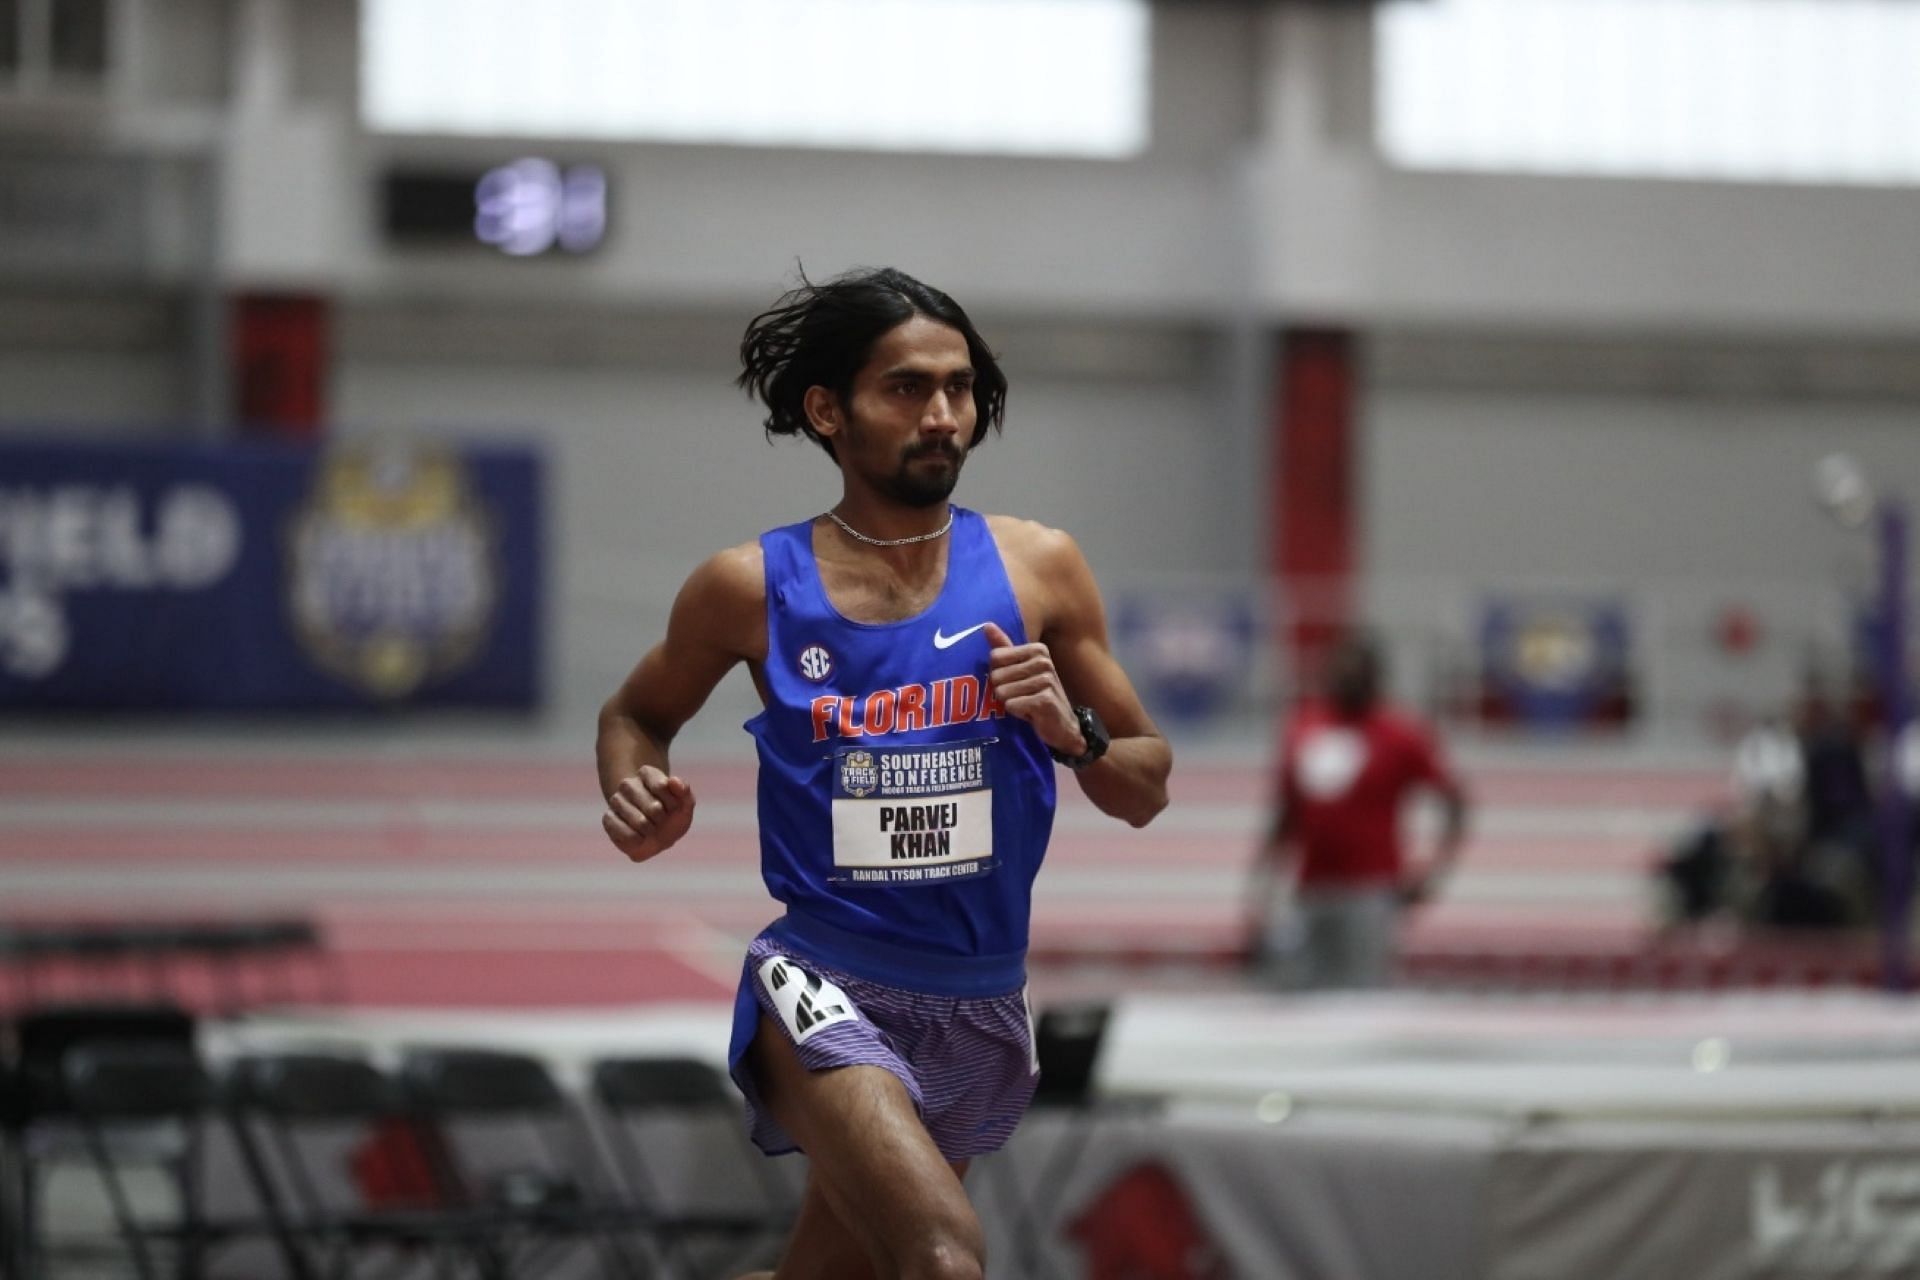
[
  {"x1": 1273, "y1": 328, "x2": 1357, "y2": 683},
  {"x1": 232, "y1": 292, "x2": 329, "y2": 438}
]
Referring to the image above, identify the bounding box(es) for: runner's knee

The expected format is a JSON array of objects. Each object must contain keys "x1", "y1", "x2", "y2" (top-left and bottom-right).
[
  {"x1": 892, "y1": 1204, "x2": 984, "y2": 1280},
  {"x1": 897, "y1": 1237, "x2": 984, "y2": 1280}
]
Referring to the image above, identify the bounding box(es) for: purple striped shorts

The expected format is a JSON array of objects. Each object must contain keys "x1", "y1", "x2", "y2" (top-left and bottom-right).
[{"x1": 727, "y1": 931, "x2": 1039, "y2": 1162}]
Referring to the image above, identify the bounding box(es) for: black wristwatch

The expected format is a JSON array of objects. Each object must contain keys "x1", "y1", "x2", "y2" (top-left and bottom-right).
[{"x1": 1049, "y1": 705, "x2": 1111, "y2": 771}]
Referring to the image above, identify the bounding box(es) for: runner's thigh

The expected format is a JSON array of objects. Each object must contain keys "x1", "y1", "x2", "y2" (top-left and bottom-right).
[{"x1": 746, "y1": 1012, "x2": 980, "y2": 1268}]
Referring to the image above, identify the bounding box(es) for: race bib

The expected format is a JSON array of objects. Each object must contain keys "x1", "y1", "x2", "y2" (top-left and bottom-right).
[{"x1": 830, "y1": 738, "x2": 995, "y2": 887}]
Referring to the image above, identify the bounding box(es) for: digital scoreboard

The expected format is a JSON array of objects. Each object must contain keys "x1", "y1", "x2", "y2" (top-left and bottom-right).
[{"x1": 382, "y1": 158, "x2": 608, "y2": 257}]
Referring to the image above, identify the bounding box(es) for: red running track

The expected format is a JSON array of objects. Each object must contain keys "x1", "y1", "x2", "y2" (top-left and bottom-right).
[{"x1": 0, "y1": 749, "x2": 1727, "y2": 1008}]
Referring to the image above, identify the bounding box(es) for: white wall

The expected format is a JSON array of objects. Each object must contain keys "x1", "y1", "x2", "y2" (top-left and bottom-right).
[
  {"x1": 208, "y1": 1, "x2": 1257, "y2": 313},
  {"x1": 12, "y1": 4, "x2": 1920, "y2": 329},
  {"x1": 0, "y1": 350, "x2": 186, "y2": 429},
  {"x1": 1366, "y1": 388, "x2": 1920, "y2": 584},
  {"x1": 1246, "y1": 7, "x2": 1920, "y2": 337},
  {"x1": 0, "y1": 294, "x2": 190, "y2": 428},
  {"x1": 1363, "y1": 373, "x2": 1920, "y2": 722}
]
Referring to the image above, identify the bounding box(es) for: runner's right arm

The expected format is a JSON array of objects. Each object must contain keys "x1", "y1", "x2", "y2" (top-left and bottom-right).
[{"x1": 596, "y1": 543, "x2": 765, "y2": 863}]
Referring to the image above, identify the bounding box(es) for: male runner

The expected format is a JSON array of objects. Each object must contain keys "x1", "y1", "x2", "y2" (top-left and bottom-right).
[{"x1": 596, "y1": 267, "x2": 1172, "y2": 1280}]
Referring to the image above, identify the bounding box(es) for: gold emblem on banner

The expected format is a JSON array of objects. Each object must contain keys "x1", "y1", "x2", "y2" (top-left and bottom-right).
[
  {"x1": 285, "y1": 444, "x2": 498, "y2": 699},
  {"x1": 1512, "y1": 610, "x2": 1598, "y2": 691}
]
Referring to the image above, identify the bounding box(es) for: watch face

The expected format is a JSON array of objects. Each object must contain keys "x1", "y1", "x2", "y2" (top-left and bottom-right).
[{"x1": 1078, "y1": 706, "x2": 1110, "y2": 756}]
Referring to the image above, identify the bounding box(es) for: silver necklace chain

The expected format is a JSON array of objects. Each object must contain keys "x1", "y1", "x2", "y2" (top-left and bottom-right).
[{"x1": 825, "y1": 507, "x2": 954, "y2": 547}]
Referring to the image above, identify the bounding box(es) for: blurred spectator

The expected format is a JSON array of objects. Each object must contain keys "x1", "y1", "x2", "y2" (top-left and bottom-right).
[
  {"x1": 1797, "y1": 689, "x2": 1875, "y2": 859},
  {"x1": 1660, "y1": 812, "x2": 1737, "y2": 926},
  {"x1": 1660, "y1": 695, "x2": 1873, "y2": 931},
  {"x1": 1889, "y1": 715, "x2": 1920, "y2": 893},
  {"x1": 1733, "y1": 715, "x2": 1804, "y2": 808},
  {"x1": 1249, "y1": 634, "x2": 1470, "y2": 990},
  {"x1": 1730, "y1": 713, "x2": 1805, "y2": 877},
  {"x1": 1788, "y1": 688, "x2": 1877, "y2": 926}
]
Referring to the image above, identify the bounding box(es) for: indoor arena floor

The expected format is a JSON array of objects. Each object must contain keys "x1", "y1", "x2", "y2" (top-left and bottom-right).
[{"x1": 18, "y1": 722, "x2": 1915, "y2": 1279}]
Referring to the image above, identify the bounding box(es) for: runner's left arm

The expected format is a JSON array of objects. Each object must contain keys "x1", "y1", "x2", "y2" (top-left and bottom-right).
[
  {"x1": 596, "y1": 544, "x2": 763, "y2": 862},
  {"x1": 987, "y1": 529, "x2": 1171, "y2": 827}
]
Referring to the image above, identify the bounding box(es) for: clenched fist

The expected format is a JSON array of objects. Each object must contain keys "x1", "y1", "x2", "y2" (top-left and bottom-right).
[
  {"x1": 982, "y1": 621, "x2": 1085, "y2": 758},
  {"x1": 602, "y1": 766, "x2": 696, "y2": 863}
]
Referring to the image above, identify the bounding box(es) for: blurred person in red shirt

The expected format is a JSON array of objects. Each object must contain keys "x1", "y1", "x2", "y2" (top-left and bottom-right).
[{"x1": 1250, "y1": 633, "x2": 1470, "y2": 990}]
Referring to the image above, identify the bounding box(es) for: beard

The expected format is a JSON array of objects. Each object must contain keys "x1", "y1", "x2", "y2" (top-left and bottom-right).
[
  {"x1": 847, "y1": 429, "x2": 965, "y2": 508},
  {"x1": 887, "y1": 439, "x2": 965, "y2": 507}
]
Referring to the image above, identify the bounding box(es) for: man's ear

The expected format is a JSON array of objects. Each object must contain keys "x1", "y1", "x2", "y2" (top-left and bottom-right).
[{"x1": 804, "y1": 386, "x2": 843, "y2": 440}]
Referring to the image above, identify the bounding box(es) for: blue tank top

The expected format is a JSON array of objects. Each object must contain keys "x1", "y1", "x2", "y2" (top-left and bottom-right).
[{"x1": 745, "y1": 506, "x2": 1057, "y2": 997}]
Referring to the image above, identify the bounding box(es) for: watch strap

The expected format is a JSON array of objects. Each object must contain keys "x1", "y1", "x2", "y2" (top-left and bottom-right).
[{"x1": 1049, "y1": 705, "x2": 1110, "y2": 770}]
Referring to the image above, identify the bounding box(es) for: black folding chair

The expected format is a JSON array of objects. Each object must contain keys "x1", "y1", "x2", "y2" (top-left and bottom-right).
[
  {"x1": 400, "y1": 1048, "x2": 642, "y2": 1280},
  {"x1": 1, "y1": 1063, "x2": 25, "y2": 1280},
  {"x1": 5, "y1": 1002, "x2": 201, "y2": 1280},
  {"x1": 0, "y1": 925, "x2": 28, "y2": 1013},
  {"x1": 225, "y1": 1052, "x2": 492, "y2": 1280},
  {"x1": 588, "y1": 1056, "x2": 798, "y2": 1278},
  {"x1": 60, "y1": 1041, "x2": 309, "y2": 1280}
]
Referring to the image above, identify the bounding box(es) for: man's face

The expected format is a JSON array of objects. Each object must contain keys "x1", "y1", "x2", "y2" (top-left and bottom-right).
[
  {"x1": 1327, "y1": 644, "x2": 1379, "y2": 715},
  {"x1": 828, "y1": 316, "x2": 977, "y2": 508}
]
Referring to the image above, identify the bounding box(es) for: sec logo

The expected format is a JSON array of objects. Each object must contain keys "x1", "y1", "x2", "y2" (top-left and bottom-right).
[{"x1": 798, "y1": 644, "x2": 833, "y2": 682}]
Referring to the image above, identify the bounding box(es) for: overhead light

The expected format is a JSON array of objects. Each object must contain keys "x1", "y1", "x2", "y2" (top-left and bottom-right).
[{"x1": 1814, "y1": 453, "x2": 1874, "y2": 530}]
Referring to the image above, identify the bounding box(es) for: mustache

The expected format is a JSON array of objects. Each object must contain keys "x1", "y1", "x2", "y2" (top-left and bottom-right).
[{"x1": 906, "y1": 440, "x2": 963, "y2": 463}]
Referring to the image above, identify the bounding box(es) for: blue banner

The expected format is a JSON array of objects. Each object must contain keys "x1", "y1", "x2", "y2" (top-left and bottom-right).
[
  {"x1": 0, "y1": 438, "x2": 543, "y2": 709},
  {"x1": 1479, "y1": 596, "x2": 1633, "y2": 728},
  {"x1": 1114, "y1": 590, "x2": 1256, "y2": 723}
]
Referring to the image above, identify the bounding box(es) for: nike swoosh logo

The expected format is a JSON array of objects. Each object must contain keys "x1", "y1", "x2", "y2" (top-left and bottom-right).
[{"x1": 932, "y1": 622, "x2": 991, "y2": 650}]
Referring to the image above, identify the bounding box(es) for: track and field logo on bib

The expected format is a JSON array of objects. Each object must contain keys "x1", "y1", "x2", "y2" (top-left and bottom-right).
[{"x1": 839, "y1": 749, "x2": 879, "y2": 798}]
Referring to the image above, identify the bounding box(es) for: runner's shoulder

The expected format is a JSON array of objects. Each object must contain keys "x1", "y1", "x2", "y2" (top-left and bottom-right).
[
  {"x1": 983, "y1": 513, "x2": 1082, "y2": 573},
  {"x1": 688, "y1": 538, "x2": 764, "y2": 592},
  {"x1": 677, "y1": 540, "x2": 766, "y2": 633}
]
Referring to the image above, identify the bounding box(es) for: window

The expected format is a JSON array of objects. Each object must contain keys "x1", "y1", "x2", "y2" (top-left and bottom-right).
[
  {"x1": 49, "y1": 0, "x2": 106, "y2": 77},
  {"x1": 0, "y1": 0, "x2": 19, "y2": 77},
  {"x1": 362, "y1": 0, "x2": 1150, "y2": 159},
  {"x1": 1378, "y1": 0, "x2": 1920, "y2": 187},
  {"x1": 0, "y1": 0, "x2": 115, "y2": 89}
]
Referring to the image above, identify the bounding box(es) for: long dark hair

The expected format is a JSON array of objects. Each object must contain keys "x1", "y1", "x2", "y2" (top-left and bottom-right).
[{"x1": 737, "y1": 266, "x2": 1008, "y2": 460}]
